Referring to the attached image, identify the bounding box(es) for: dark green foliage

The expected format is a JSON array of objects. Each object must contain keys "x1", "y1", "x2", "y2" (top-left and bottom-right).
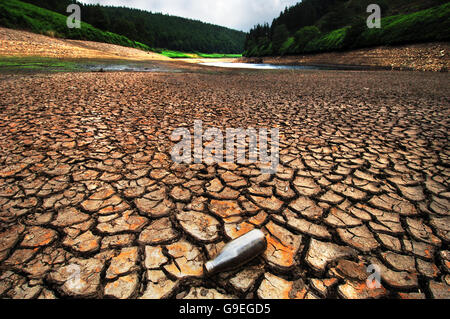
[
  {"x1": 244, "y1": 0, "x2": 450, "y2": 57},
  {"x1": 196, "y1": 53, "x2": 242, "y2": 58},
  {"x1": 244, "y1": 23, "x2": 270, "y2": 52},
  {"x1": 85, "y1": 5, "x2": 110, "y2": 31},
  {"x1": 342, "y1": 17, "x2": 366, "y2": 49},
  {"x1": 294, "y1": 26, "x2": 321, "y2": 51},
  {"x1": 272, "y1": 24, "x2": 289, "y2": 53},
  {"x1": 19, "y1": 0, "x2": 246, "y2": 53},
  {"x1": 304, "y1": 27, "x2": 349, "y2": 53},
  {"x1": 356, "y1": 4, "x2": 450, "y2": 47},
  {"x1": 320, "y1": 4, "x2": 351, "y2": 32}
]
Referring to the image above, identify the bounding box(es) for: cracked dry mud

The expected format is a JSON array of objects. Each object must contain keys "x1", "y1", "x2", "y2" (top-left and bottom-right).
[{"x1": 0, "y1": 69, "x2": 449, "y2": 299}]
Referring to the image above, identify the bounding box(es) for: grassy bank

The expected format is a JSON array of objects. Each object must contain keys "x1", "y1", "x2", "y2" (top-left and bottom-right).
[
  {"x1": 196, "y1": 53, "x2": 242, "y2": 58},
  {"x1": 0, "y1": 56, "x2": 177, "y2": 73},
  {"x1": 155, "y1": 50, "x2": 242, "y2": 59},
  {"x1": 0, "y1": 56, "x2": 84, "y2": 73},
  {"x1": 355, "y1": 4, "x2": 450, "y2": 48}
]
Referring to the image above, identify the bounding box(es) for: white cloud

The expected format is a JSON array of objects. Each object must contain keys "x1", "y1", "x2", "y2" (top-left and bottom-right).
[{"x1": 78, "y1": 0, "x2": 300, "y2": 31}]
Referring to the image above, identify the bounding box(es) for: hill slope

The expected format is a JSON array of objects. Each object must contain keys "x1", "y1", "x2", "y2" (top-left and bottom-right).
[
  {"x1": 244, "y1": 0, "x2": 450, "y2": 57},
  {"x1": 19, "y1": 0, "x2": 246, "y2": 54},
  {"x1": 0, "y1": 26, "x2": 170, "y2": 61},
  {"x1": 271, "y1": 0, "x2": 447, "y2": 33},
  {"x1": 0, "y1": 0, "x2": 153, "y2": 52}
]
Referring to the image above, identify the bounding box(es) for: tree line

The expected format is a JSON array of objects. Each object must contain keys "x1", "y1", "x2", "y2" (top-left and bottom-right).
[{"x1": 20, "y1": 0, "x2": 246, "y2": 53}]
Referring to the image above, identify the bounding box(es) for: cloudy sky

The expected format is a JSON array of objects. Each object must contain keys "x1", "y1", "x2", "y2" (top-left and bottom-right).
[{"x1": 78, "y1": 0, "x2": 300, "y2": 31}]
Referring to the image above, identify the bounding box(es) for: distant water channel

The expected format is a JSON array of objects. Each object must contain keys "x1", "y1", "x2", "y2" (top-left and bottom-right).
[
  {"x1": 200, "y1": 62, "x2": 365, "y2": 70},
  {"x1": 0, "y1": 57, "x2": 366, "y2": 73},
  {"x1": 84, "y1": 63, "x2": 169, "y2": 72}
]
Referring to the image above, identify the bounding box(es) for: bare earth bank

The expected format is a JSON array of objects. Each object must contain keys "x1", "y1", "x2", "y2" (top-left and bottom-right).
[
  {"x1": 242, "y1": 42, "x2": 450, "y2": 72},
  {"x1": 0, "y1": 27, "x2": 170, "y2": 61}
]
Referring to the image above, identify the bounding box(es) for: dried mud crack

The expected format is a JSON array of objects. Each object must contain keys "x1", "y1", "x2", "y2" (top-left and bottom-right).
[{"x1": 0, "y1": 69, "x2": 449, "y2": 299}]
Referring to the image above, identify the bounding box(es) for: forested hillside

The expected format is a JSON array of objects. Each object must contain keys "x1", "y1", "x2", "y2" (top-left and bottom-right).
[
  {"x1": 244, "y1": 0, "x2": 450, "y2": 57},
  {"x1": 18, "y1": 0, "x2": 245, "y2": 53},
  {"x1": 0, "y1": 0, "x2": 153, "y2": 51}
]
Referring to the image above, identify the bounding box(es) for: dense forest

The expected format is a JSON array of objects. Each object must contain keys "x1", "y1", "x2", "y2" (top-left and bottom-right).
[
  {"x1": 17, "y1": 0, "x2": 246, "y2": 53},
  {"x1": 245, "y1": 0, "x2": 450, "y2": 57}
]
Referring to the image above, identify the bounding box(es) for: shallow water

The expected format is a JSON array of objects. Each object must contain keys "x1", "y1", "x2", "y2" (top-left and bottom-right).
[
  {"x1": 0, "y1": 57, "x2": 178, "y2": 73},
  {"x1": 200, "y1": 61, "x2": 366, "y2": 70},
  {"x1": 200, "y1": 62, "x2": 319, "y2": 70},
  {"x1": 84, "y1": 64, "x2": 168, "y2": 72},
  {"x1": 0, "y1": 57, "x2": 365, "y2": 74},
  {"x1": 86, "y1": 62, "x2": 319, "y2": 72}
]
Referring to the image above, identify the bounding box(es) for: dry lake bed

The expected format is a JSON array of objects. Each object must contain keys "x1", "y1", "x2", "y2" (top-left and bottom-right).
[{"x1": 0, "y1": 66, "x2": 449, "y2": 299}]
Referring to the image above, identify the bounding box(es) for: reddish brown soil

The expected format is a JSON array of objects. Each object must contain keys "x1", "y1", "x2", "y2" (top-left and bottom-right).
[{"x1": 0, "y1": 69, "x2": 449, "y2": 299}]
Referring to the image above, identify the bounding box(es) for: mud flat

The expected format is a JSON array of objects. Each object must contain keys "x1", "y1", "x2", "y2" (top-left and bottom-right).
[
  {"x1": 0, "y1": 66, "x2": 449, "y2": 299},
  {"x1": 242, "y1": 42, "x2": 450, "y2": 72}
]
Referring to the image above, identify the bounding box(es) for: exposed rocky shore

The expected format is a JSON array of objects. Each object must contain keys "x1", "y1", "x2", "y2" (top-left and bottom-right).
[{"x1": 242, "y1": 42, "x2": 449, "y2": 72}]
